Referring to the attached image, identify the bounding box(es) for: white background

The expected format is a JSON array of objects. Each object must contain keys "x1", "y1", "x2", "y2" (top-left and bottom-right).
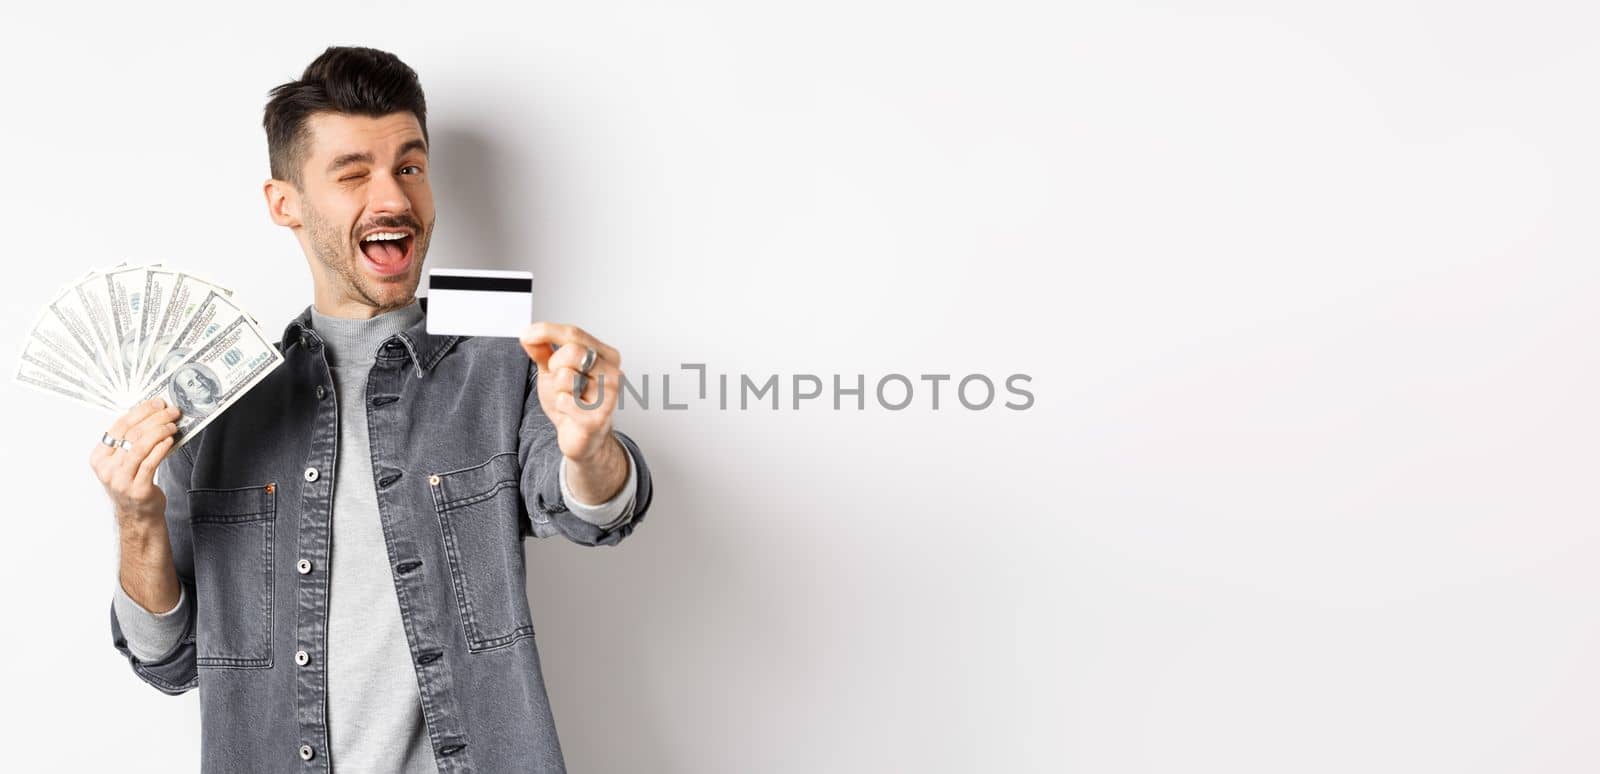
[{"x1": 2, "y1": 1, "x2": 1596, "y2": 772}]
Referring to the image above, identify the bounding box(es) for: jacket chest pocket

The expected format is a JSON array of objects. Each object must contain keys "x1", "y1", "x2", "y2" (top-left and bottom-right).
[
  {"x1": 188, "y1": 484, "x2": 276, "y2": 669},
  {"x1": 429, "y1": 452, "x2": 535, "y2": 652}
]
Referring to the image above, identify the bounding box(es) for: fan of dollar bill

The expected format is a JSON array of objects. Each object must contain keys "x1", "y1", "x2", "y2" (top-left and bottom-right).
[{"x1": 16, "y1": 265, "x2": 285, "y2": 448}]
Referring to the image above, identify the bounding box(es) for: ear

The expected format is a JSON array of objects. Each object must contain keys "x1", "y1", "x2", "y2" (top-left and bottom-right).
[{"x1": 264, "y1": 178, "x2": 301, "y2": 227}]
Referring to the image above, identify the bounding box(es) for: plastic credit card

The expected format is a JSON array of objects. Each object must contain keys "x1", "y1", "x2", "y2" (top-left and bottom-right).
[{"x1": 424, "y1": 268, "x2": 533, "y2": 338}]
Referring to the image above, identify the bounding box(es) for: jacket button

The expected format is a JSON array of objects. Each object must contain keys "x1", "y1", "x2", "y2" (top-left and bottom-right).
[
  {"x1": 316, "y1": 385, "x2": 326, "y2": 400},
  {"x1": 294, "y1": 650, "x2": 310, "y2": 666},
  {"x1": 303, "y1": 467, "x2": 319, "y2": 482},
  {"x1": 296, "y1": 559, "x2": 313, "y2": 575},
  {"x1": 299, "y1": 744, "x2": 315, "y2": 761}
]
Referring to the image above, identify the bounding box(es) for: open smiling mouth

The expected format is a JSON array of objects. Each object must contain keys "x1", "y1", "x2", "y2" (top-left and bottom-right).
[{"x1": 358, "y1": 230, "x2": 416, "y2": 276}]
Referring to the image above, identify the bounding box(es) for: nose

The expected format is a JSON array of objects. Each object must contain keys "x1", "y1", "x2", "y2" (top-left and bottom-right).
[{"x1": 366, "y1": 169, "x2": 411, "y2": 218}]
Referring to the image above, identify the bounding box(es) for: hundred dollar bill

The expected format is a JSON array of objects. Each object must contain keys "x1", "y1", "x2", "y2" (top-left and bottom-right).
[
  {"x1": 24, "y1": 302, "x2": 118, "y2": 398},
  {"x1": 47, "y1": 280, "x2": 125, "y2": 401},
  {"x1": 105, "y1": 264, "x2": 158, "y2": 388},
  {"x1": 136, "y1": 316, "x2": 284, "y2": 447},
  {"x1": 145, "y1": 289, "x2": 246, "y2": 386},
  {"x1": 15, "y1": 361, "x2": 119, "y2": 413},
  {"x1": 17, "y1": 333, "x2": 119, "y2": 406},
  {"x1": 74, "y1": 270, "x2": 124, "y2": 394},
  {"x1": 139, "y1": 272, "x2": 233, "y2": 386},
  {"x1": 135, "y1": 269, "x2": 175, "y2": 387}
]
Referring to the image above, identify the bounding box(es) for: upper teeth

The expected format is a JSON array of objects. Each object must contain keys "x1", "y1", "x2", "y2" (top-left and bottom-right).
[{"x1": 363, "y1": 232, "x2": 407, "y2": 242}]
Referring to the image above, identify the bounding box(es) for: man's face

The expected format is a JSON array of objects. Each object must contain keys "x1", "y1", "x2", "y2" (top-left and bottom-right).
[{"x1": 291, "y1": 112, "x2": 435, "y2": 312}]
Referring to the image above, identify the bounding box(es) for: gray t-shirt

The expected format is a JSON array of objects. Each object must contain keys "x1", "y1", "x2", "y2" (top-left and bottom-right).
[{"x1": 311, "y1": 302, "x2": 436, "y2": 773}]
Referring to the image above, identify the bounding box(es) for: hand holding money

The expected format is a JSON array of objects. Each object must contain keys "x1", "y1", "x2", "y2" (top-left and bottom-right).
[
  {"x1": 90, "y1": 398, "x2": 181, "y2": 526},
  {"x1": 16, "y1": 265, "x2": 284, "y2": 449}
]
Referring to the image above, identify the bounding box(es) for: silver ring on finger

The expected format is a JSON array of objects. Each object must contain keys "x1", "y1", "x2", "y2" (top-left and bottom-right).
[
  {"x1": 101, "y1": 432, "x2": 121, "y2": 448},
  {"x1": 118, "y1": 438, "x2": 134, "y2": 452},
  {"x1": 578, "y1": 345, "x2": 597, "y2": 375}
]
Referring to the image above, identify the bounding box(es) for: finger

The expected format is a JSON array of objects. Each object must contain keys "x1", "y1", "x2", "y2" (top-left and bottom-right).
[
  {"x1": 89, "y1": 448, "x2": 116, "y2": 485},
  {"x1": 133, "y1": 437, "x2": 176, "y2": 489},
  {"x1": 577, "y1": 368, "x2": 623, "y2": 412},
  {"x1": 121, "y1": 408, "x2": 179, "y2": 457},
  {"x1": 519, "y1": 326, "x2": 556, "y2": 373},
  {"x1": 548, "y1": 366, "x2": 582, "y2": 406},
  {"x1": 547, "y1": 366, "x2": 601, "y2": 407},
  {"x1": 594, "y1": 367, "x2": 622, "y2": 412},
  {"x1": 91, "y1": 430, "x2": 129, "y2": 473},
  {"x1": 547, "y1": 343, "x2": 621, "y2": 375},
  {"x1": 552, "y1": 385, "x2": 611, "y2": 432},
  {"x1": 110, "y1": 397, "x2": 168, "y2": 438},
  {"x1": 90, "y1": 435, "x2": 114, "y2": 466},
  {"x1": 556, "y1": 365, "x2": 624, "y2": 418},
  {"x1": 114, "y1": 414, "x2": 179, "y2": 481},
  {"x1": 126, "y1": 405, "x2": 180, "y2": 439},
  {"x1": 546, "y1": 343, "x2": 585, "y2": 373},
  {"x1": 586, "y1": 369, "x2": 622, "y2": 416},
  {"x1": 554, "y1": 389, "x2": 581, "y2": 417},
  {"x1": 93, "y1": 397, "x2": 167, "y2": 464},
  {"x1": 557, "y1": 338, "x2": 620, "y2": 370},
  {"x1": 520, "y1": 321, "x2": 576, "y2": 348},
  {"x1": 521, "y1": 322, "x2": 620, "y2": 368},
  {"x1": 124, "y1": 415, "x2": 179, "y2": 464}
]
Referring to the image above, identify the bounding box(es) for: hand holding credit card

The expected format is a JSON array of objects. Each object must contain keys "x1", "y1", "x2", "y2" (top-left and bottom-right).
[
  {"x1": 425, "y1": 268, "x2": 600, "y2": 394},
  {"x1": 425, "y1": 268, "x2": 534, "y2": 337}
]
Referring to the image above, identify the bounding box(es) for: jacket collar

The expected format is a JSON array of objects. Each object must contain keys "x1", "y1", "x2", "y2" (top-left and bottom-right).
[{"x1": 280, "y1": 300, "x2": 460, "y2": 378}]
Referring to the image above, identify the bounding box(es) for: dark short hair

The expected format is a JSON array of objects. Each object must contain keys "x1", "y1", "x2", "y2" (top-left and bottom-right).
[{"x1": 263, "y1": 46, "x2": 429, "y2": 186}]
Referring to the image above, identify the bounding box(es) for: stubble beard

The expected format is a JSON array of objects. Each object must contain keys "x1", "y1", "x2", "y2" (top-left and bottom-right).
[{"x1": 302, "y1": 198, "x2": 432, "y2": 314}]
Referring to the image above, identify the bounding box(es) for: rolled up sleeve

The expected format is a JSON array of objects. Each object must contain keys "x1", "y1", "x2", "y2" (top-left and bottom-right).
[
  {"x1": 519, "y1": 363, "x2": 653, "y2": 546},
  {"x1": 112, "y1": 582, "x2": 192, "y2": 663},
  {"x1": 558, "y1": 442, "x2": 639, "y2": 529},
  {"x1": 109, "y1": 443, "x2": 200, "y2": 696}
]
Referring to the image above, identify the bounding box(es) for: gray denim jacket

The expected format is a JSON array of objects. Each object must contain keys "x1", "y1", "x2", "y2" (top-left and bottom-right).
[{"x1": 108, "y1": 306, "x2": 653, "y2": 773}]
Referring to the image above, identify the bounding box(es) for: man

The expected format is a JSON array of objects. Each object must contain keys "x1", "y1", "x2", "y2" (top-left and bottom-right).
[{"x1": 90, "y1": 46, "x2": 651, "y2": 773}]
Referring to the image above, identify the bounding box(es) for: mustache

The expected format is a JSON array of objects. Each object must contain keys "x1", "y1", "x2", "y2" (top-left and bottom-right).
[{"x1": 354, "y1": 215, "x2": 424, "y2": 239}]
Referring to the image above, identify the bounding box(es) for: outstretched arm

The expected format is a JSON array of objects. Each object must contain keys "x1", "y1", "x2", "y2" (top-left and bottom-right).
[{"x1": 518, "y1": 322, "x2": 652, "y2": 546}]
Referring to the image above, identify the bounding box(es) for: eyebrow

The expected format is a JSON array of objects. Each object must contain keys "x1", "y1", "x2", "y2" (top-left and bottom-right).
[
  {"x1": 325, "y1": 139, "x2": 429, "y2": 175},
  {"x1": 398, "y1": 138, "x2": 428, "y2": 159}
]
